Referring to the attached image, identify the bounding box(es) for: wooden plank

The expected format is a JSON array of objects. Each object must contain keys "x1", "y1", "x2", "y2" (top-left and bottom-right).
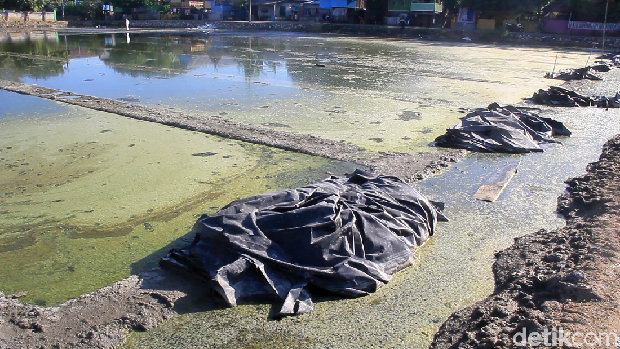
[{"x1": 473, "y1": 160, "x2": 520, "y2": 202}]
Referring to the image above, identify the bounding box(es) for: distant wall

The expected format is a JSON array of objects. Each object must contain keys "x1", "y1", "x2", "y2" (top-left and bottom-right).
[
  {"x1": 569, "y1": 21, "x2": 620, "y2": 31},
  {"x1": 453, "y1": 22, "x2": 475, "y2": 30},
  {"x1": 476, "y1": 19, "x2": 495, "y2": 30},
  {"x1": 1, "y1": 11, "x2": 56, "y2": 22},
  {"x1": 543, "y1": 19, "x2": 569, "y2": 34},
  {"x1": 568, "y1": 21, "x2": 620, "y2": 36}
]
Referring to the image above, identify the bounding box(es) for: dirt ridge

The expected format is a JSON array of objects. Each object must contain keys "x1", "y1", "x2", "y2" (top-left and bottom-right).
[
  {"x1": 0, "y1": 79, "x2": 462, "y2": 182},
  {"x1": 430, "y1": 135, "x2": 620, "y2": 349}
]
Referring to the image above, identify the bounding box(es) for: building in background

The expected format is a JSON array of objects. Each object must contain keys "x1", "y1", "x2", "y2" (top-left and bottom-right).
[{"x1": 386, "y1": 0, "x2": 442, "y2": 27}]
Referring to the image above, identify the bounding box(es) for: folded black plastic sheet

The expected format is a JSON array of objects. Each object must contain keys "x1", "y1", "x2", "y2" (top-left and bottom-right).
[
  {"x1": 161, "y1": 170, "x2": 441, "y2": 316},
  {"x1": 434, "y1": 103, "x2": 571, "y2": 153},
  {"x1": 545, "y1": 67, "x2": 603, "y2": 81},
  {"x1": 597, "y1": 52, "x2": 620, "y2": 65},
  {"x1": 531, "y1": 86, "x2": 594, "y2": 107},
  {"x1": 531, "y1": 86, "x2": 620, "y2": 108}
]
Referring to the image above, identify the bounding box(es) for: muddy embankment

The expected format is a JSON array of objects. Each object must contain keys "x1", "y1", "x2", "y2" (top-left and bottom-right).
[{"x1": 430, "y1": 135, "x2": 620, "y2": 349}]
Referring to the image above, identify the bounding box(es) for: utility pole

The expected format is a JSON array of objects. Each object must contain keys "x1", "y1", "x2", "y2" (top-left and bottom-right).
[
  {"x1": 603, "y1": 0, "x2": 609, "y2": 51},
  {"x1": 249, "y1": 0, "x2": 252, "y2": 21}
]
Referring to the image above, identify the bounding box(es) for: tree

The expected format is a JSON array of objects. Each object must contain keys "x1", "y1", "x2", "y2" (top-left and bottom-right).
[
  {"x1": 1, "y1": 0, "x2": 64, "y2": 11},
  {"x1": 365, "y1": 0, "x2": 388, "y2": 24},
  {"x1": 108, "y1": 0, "x2": 156, "y2": 10},
  {"x1": 63, "y1": 0, "x2": 103, "y2": 19},
  {"x1": 441, "y1": 0, "x2": 463, "y2": 27},
  {"x1": 564, "y1": 0, "x2": 620, "y2": 22}
]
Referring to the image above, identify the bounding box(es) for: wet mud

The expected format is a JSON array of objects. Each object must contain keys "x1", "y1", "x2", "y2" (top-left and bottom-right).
[{"x1": 430, "y1": 135, "x2": 620, "y2": 349}]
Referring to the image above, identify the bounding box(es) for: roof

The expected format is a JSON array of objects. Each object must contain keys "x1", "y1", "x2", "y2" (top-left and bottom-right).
[{"x1": 251, "y1": 0, "x2": 312, "y2": 5}]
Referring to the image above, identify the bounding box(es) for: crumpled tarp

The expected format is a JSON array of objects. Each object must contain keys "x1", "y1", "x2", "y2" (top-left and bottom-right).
[
  {"x1": 531, "y1": 86, "x2": 620, "y2": 108},
  {"x1": 544, "y1": 66, "x2": 607, "y2": 81},
  {"x1": 597, "y1": 51, "x2": 620, "y2": 65},
  {"x1": 161, "y1": 170, "x2": 442, "y2": 316},
  {"x1": 434, "y1": 103, "x2": 571, "y2": 153}
]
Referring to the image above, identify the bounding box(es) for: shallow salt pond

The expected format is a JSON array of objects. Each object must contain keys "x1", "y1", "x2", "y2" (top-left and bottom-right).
[
  {"x1": 119, "y1": 105, "x2": 620, "y2": 349},
  {"x1": 0, "y1": 90, "x2": 359, "y2": 305},
  {"x1": 2, "y1": 31, "x2": 593, "y2": 153},
  {"x1": 2, "y1": 30, "x2": 619, "y2": 348}
]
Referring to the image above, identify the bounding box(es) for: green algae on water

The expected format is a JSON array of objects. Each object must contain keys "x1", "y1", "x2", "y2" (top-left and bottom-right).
[{"x1": 0, "y1": 93, "x2": 361, "y2": 305}]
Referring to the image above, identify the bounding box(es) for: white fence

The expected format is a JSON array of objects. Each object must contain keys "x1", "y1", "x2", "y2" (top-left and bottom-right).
[{"x1": 568, "y1": 21, "x2": 620, "y2": 31}]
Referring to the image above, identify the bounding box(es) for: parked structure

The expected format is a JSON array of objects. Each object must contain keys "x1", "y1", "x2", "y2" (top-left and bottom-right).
[
  {"x1": 453, "y1": 6, "x2": 476, "y2": 30},
  {"x1": 386, "y1": 0, "x2": 442, "y2": 27},
  {"x1": 319, "y1": 0, "x2": 365, "y2": 23},
  {"x1": 251, "y1": 0, "x2": 308, "y2": 21}
]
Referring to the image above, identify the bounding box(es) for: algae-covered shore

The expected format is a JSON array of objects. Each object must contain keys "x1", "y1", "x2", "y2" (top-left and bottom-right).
[
  {"x1": 2, "y1": 29, "x2": 620, "y2": 349},
  {"x1": 430, "y1": 54, "x2": 620, "y2": 349},
  {"x1": 430, "y1": 135, "x2": 620, "y2": 349}
]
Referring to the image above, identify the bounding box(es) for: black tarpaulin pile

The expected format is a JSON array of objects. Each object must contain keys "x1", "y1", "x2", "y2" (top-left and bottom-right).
[
  {"x1": 531, "y1": 86, "x2": 594, "y2": 107},
  {"x1": 597, "y1": 51, "x2": 620, "y2": 65},
  {"x1": 161, "y1": 170, "x2": 442, "y2": 316},
  {"x1": 434, "y1": 103, "x2": 571, "y2": 153},
  {"x1": 544, "y1": 65, "x2": 608, "y2": 81},
  {"x1": 530, "y1": 86, "x2": 620, "y2": 108},
  {"x1": 545, "y1": 50, "x2": 620, "y2": 81}
]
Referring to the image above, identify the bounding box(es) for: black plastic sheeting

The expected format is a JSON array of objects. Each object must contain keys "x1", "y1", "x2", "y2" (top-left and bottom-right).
[
  {"x1": 434, "y1": 103, "x2": 571, "y2": 153},
  {"x1": 545, "y1": 50, "x2": 620, "y2": 81},
  {"x1": 598, "y1": 51, "x2": 620, "y2": 65},
  {"x1": 161, "y1": 170, "x2": 443, "y2": 317},
  {"x1": 544, "y1": 65, "x2": 607, "y2": 81},
  {"x1": 531, "y1": 86, "x2": 620, "y2": 108}
]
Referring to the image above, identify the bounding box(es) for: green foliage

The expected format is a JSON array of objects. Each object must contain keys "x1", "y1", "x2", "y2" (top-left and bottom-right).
[
  {"x1": 1, "y1": 0, "x2": 63, "y2": 11},
  {"x1": 63, "y1": 0, "x2": 102, "y2": 19},
  {"x1": 108, "y1": 0, "x2": 157, "y2": 10},
  {"x1": 1, "y1": 0, "x2": 61, "y2": 11},
  {"x1": 565, "y1": 0, "x2": 620, "y2": 22}
]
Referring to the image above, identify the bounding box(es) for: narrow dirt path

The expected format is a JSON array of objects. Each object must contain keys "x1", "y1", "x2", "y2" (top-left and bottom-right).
[{"x1": 0, "y1": 79, "x2": 462, "y2": 182}]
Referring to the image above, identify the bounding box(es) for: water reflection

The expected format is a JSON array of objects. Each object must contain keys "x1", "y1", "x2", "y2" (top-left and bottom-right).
[
  {"x1": 0, "y1": 31, "x2": 593, "y2": 155},
  {"x1": 0, "y1": 32, "x2": 426, "y2": 89},
  {"x1": 0, "y1": 33, "x2": 296, "y2": 81},
  {"x1": 0, "y1": 32, "x2": 67, "y2": 80}
]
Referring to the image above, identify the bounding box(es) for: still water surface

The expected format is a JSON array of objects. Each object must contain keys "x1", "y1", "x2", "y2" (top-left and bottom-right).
[
  {"x1": 2, "y1": 31, "x2": 592, "y2": 152},
  {"x1": 0, "y1": 30, "x2": 614, "y2": 348}
]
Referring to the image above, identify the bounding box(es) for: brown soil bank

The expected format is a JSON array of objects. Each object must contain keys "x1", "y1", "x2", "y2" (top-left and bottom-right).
[{"x1": 430, "y1": 135, "x2": 620, "y2": 349}]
